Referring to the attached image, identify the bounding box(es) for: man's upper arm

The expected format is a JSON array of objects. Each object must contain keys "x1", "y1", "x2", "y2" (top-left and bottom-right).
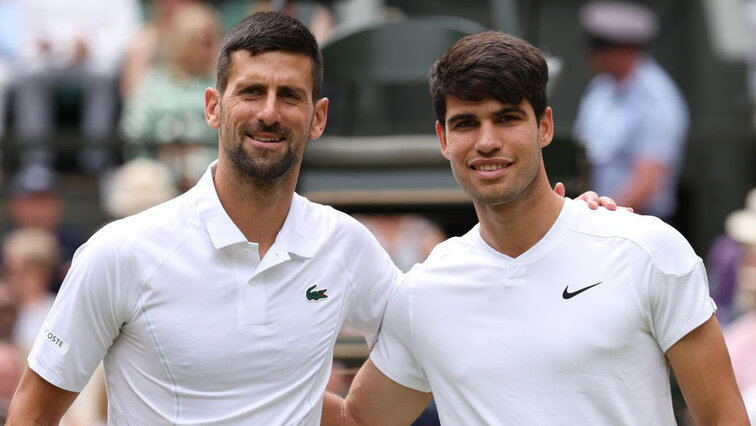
[
  {"x1": 666, "y1": 315, "x2": 749, "y2": 425},
  {"x1": 7, "y1": 366, "x2": 79, "y2": 425},
  {"x1": 341, "y1": 359, "x2": 432, "y2": 426}
]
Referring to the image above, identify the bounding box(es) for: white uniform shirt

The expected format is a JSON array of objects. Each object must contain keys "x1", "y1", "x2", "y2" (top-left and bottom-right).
[
  {"x1": 29, "y1": 162, "x2": 400, "y2": 425},
  {"x1": 573, "y1": 57, "x2": 689, "y2": 219},
  {"x1": 371, "y1": 198, "x2": 715, "y2": 425}
]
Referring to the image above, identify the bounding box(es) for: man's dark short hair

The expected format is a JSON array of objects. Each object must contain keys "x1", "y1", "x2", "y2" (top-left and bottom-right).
[
  {"x1": 216, "y1": 11, "x2": 323, "y2": 101},
  {"x1": 429, "y1": 31, "x2": 549, "y2": 127}
]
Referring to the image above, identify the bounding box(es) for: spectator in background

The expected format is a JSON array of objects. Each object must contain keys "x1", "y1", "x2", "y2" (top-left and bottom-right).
[
  {"x1": 0, "y1": 281, "x2": 18, "y2": 342},
  {"x1": 573, "y1": 1, "x2": 689, "y2": 223},
  {"x1": 248, "y1": 1, "x2": 335, "y2": 43},
  {"x1": 13, "y1": 0, "x2": 140, "y2": 172},
  {"x1": 0, "y1": 342, "x2": 23, "y2": 421},
  {"x1": 0, "y1": 0, "x2": 22, "y2": 141},
  {"x1": 5, "y1": 166, "x2": 85, "y2": 293},
  {"x1": 120, "y1": 0, "x2": 197, "y2": 97},
  {"x1": 1, "y1": 228, "x2": 59, "y2": 354},
  {"x1": 102, "y1": 158, "x2": 180, "y2": 219},
  {"x1": 119, "y1": 1, "x2": 222, "y2": 190},
  {"x1": 722, "y1": 188, "x2": 756, "y2": 401}
]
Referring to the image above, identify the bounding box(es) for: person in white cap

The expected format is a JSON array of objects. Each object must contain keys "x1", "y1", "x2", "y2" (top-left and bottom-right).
[{"x1": 573, "y1": 1, "x2": 689, "y2": 224}]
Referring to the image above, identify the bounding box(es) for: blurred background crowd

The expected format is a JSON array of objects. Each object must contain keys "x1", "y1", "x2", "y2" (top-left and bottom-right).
[{"x1": 0, "y1": 0, "x2": 755, "y2": 424}]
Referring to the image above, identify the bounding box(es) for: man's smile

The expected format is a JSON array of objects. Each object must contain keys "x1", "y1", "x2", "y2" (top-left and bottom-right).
[{"x1": 469, "y1": 159, "x2": 514, "y2": 178}]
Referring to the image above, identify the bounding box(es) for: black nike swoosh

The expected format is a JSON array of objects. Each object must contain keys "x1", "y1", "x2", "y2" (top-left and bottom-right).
[{"x1": 562, "y1": 282, "x2": 603, "y2": 299}]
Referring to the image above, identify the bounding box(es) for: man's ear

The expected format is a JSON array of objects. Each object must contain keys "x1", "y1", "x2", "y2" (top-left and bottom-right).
[
  {"x1": 539, "y1": 106, "x2": 554, "y2": 148},
  {"x1": 436, "y1": 121, "x2": 450, "y2": 160},
  {"x1": 309, "y1": 97, "x2": 329, "y2": 140},
  {"x1": 205, "y1": 87, "x2": 221, "y2": 129}
]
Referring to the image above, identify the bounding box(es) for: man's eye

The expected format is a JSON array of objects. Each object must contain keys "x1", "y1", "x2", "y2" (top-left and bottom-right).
[
  {"x1": 455, "y1": 120, "x2": 475, "y2": 128},
  {"x1": 498, "y1": 115, "x2": 519, "y2": 123}
]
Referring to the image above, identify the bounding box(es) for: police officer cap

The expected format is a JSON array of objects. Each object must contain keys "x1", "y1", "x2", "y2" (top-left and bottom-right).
[{"x1": 579, "y1": 1, "x2": 658, "y2": 45}]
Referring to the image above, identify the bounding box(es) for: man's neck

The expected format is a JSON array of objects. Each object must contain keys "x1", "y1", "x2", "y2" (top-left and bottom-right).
[
  {"x1": 213, "y1": 161, "x2": 297, "y2": 259},
  {"x1": 475, "y1": 179, "x2": 565, "y2": 259},
  {"x1": 611, "y1": 51, "x2": 642, "y2": 82}
]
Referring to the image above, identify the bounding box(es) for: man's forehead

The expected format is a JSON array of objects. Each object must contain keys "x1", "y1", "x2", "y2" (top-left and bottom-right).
[{"x1": 227, "y1": 50, "x2": 313, "y2": 88}]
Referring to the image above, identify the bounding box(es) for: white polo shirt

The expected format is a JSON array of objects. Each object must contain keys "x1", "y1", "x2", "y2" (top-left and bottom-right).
[
  {"x1": 29, "y1": 162, "x2": 400, "y2": 425},
  {"x1": 371, "y1": 198, "x2": 715, "y2": 425}
]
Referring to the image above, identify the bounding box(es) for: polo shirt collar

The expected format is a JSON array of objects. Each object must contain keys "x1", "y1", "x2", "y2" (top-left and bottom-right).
[
  {"x1": 274, "y1": 193, "x2": 318, "y2": 259},
  {"x1": 191, "y1": 161, "x2": 317, "y2": 258}
]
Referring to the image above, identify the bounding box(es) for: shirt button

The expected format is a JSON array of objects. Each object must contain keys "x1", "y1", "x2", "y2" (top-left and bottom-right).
[{"x1": 248, "y1": 278, "x2": 259, "y2": 286}]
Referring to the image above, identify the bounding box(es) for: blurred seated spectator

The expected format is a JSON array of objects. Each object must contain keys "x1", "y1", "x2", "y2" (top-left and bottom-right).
[
  {"x1": 5, "y1": 165, "x2": 86, "y2": 293},
  {"x1": 119, "y1": 2, "x2": 222, "y2": 191},
  {"x1": 247, "y1": 0, "x2": 335, "y2": 43},
  {"x1": 722, "y1": 187, "x2": 756, "y2": 394},
  {"x1": 707, "y1": 233, "x2": 743, "y2": 325},
  {"x1": 0, "y1": 341, "x2": 23, "y2": 421},
  {"x1": 0, "y1": 281, "x2": 19, "y2": 342},
  {"x1": 102, "y1": 158, "x2": 180, "y2": 219},
  {"x1": 354, "y1": 214, "x2": 446, "y2": 272},
  {"x1": 120, "y1": 0, "x2": 197, "y2": 97},
  {"x1": 13, "y1": 0, "x2": 140, "y2": 172},
  {"x1": 1, "y1": 228, "x2": 59, "y2": 353},
  {"x1": 0, "y1": 0, "x2": 22, "y2": 141}
]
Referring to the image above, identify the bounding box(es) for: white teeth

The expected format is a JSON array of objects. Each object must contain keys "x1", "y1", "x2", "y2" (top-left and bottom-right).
[
  {"x1": 475, "y1": 164, "x2": 505, "y2": 171},
  {"x1": 254, "y1": 136, "x2": 282, "y2": 142}
]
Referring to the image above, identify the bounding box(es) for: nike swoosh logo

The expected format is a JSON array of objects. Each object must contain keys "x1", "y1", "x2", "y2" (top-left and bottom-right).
[{"x1": 562, "y1": 282, "x2": 603, "y2": 299}]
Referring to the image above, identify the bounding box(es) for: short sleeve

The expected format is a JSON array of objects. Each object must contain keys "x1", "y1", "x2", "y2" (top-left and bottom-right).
[
  {"x1": 28, "y1": 231, "x2": 137, "y2": 392},
  {"x1": 648, "y1": 260, "x2": 717, "y2": 352},
  {"x1": 370, "y1": 282, "x2": 431, "y2": 393},
  {"x1": 341, "y1": 222, "x2": 402, "y2": 347}
]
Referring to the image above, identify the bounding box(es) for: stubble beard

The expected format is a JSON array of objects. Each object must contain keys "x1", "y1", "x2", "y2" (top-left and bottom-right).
[
  {"x1": 459, "y1": 151, "x2": 542, "y2": 207},
  {"x1": 223, "y1": 122, "x2": 308, "y2": 182}
]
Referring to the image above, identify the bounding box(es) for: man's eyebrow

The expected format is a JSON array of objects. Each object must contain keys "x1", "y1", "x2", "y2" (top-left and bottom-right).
[
  {"x1": 494, "y1": 106, "x2": 527, "y2": 116},
  {"x1": 446, "y1": 113, "x2": 476, "y2": 125},
  {"x1": 278, "y1": 85, "x2": 308, "y2": 97},
  {"x1": 236, "y1": 82, "x2": 264, "y2": 93}
]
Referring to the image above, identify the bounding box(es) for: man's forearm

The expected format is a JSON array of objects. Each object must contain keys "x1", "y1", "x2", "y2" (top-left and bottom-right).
[{"x1": 321, "y1": 391, "x2": 347, "y2": 426}]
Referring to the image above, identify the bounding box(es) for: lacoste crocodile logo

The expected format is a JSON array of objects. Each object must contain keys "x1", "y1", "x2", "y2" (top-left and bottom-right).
[{"x1": 306, "y1": 285, "x2": 328, "y2": 301}]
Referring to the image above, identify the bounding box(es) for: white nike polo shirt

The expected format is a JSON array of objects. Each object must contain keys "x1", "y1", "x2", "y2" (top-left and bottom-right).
[
  {"x1": 29, "y1": 162, "x2": 400, "y2": 425},
  {"x1": 372, "y1": 198, "x2": 715, "y2": 425}
]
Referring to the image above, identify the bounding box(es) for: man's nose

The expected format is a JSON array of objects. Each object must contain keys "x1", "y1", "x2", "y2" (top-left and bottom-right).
[
  {"x1": 475, "y1": 121, "x2": 501, "y2": 153},
  {"x1": 257, "y1": 92, "x2": 280, "y2": 125}
]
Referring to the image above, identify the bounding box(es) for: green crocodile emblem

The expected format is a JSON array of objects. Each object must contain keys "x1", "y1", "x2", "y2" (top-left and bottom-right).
[{"x1": 306, "y1": 285, "x2": 328, "y2": 301}]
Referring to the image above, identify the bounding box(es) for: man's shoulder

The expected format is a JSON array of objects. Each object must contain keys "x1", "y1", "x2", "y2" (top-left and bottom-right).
[
  {"x1": 294, "y1": 194, "x2": 377, "y2": 241},
  {"x1": 91, "y1": 194, "x2": 193, "y2": 251},
  {"x1": 570, "y1": 204, "x2": 700, "y2": 274}
]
